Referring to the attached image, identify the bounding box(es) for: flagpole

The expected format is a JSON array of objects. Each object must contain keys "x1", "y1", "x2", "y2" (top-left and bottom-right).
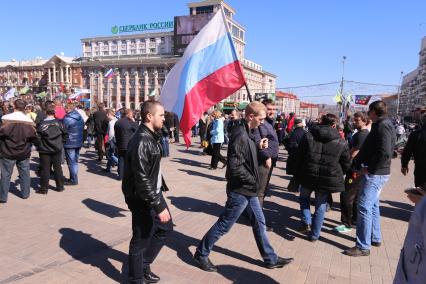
[{"x1": 220, "y1": 6, "x2": 251, "y2": 103}]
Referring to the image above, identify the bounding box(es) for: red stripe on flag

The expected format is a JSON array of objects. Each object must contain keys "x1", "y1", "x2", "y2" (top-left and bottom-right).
[{"x1": 180, "y1": 60, "x2": 246, "y2": 147}]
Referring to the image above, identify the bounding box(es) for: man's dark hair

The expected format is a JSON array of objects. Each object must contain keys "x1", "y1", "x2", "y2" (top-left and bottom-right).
[
  {"x1": 46, "y1": 106, "x2": 56, "y2": 116},
  {"x1": 44, "y1": 100, "x2": 54, "y2": 110},
  {"x1": 14, "y1": 99, "x2": 26, "y2": 112},
  {"x1": 321, "y1": 113, "x2": 338, "y2": 126},
  {"x1": 124, "y1": 108, "x2": 133, "y2": 117},
  {"x1": 353, "y1": 111, "x2": 368, "y2": 123},
  {"x1": 98, "y1": 103, "x2": 105, "y2": 111},
  {"x1": 262, "y1": 99, "x2": 275, "y2": 106},
  {"x1": 140, "y1": 101, "x2": 162, "y2": 123},
  {"x1": 369, "y1": 100, "x2": 387, "y2": 117}
]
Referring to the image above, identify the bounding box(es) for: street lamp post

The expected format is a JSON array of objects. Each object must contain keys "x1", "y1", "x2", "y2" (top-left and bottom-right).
[
  {"x1": 339, "y1": 56, "x2": 346, "y2": 122},
  {"x1": 396, "y1": 71, "x2": 404, "y2": 120}
]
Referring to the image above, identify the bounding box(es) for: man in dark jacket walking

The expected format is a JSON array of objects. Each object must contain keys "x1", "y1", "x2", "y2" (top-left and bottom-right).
[
  {"x1": 294, "y1": 113, "x2": 351, "y2": 241},
  {"x1": 285, "y1": 118, "x2": 305, "y2": 192},
  {"x1": 345, "y1": 101, "x2": 396, "y2": 257},
  {"x1": 63, "y1": 103, "x2": 84, "y2": 186},
  {"x1": 194, "y1": 101, "x2": 293, "y2": 272},
  {"x1": 93, "y1": 103, "x2": 108, "y2": 161},
  {"x1": 36, "y1": 105, "x2": 68, "y2": 194},
  {"x1": 114, "y1": 109, "x2": 138, "y2": 180},
  {"x1": 401, "y1": 113, "x2": 426, "y2": 187},
  {"x1": 122, "y1": 101, "x2": 172, "y2": 284},
  {"x1": 0, "y1": 99, "x2": 37, "y2": 203}
]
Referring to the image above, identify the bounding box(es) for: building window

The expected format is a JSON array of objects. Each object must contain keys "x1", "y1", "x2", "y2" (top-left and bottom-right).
[
  {"x1": 131, "y1": 50, "x2": 136, "y2": 54},
  {"x1": 150, "y1": 48, "x2": 156, "y2": 53},
  {"x1": 103, "y1": 51, "x2": 109, "y2": 55},
  {"x1": 195, "y1": 5, "x2": 213, "y2": 14},
  {"x1": 121, "y1": 50, "x2": 127, "y2": 55},
  {"x1": 160, "y1": 37, "x2": 165, "y2": 43},
  {"x1": 232, "y1": 26, "x2": 239, "y2": 38},
  {"x1": 150, "y1": 38, "x2": 156, "y2": 42}
]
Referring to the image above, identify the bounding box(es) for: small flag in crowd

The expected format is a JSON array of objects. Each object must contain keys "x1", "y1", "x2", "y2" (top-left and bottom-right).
[
  {"x1": 4, "y1": 88, "x2": 16, "y2": 100},
  {"x1": 19, "y1": 86, "x2": 30, "y2": 95},
  {"x1": 35, "y1": 91, "x2": 47, "y2": 99},
  {"x1": 148, "y1": 89, "x2": 157, "y2": 97},
  {"x1": 354, "y1": 95, "x2": 372, "y2": 105},
  {"x1": 333, "y1": 91, "x2": 342, "y2": 103},
  {"x1": 160, "y1": 8, "x2": 246, "y2": 146},
  {"x1": 104, "y1": 68, "x2": 114, "y2": 79}
]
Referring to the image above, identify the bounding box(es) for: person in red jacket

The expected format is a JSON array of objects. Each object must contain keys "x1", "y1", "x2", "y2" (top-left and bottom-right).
[{"x1": 286, "y1": 112, "x2": 295, "y2": 134}]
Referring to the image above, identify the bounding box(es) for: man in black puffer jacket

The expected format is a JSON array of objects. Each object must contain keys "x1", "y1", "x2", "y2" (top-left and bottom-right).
[
  {"x1": 294, "y1": 113, "x2": 351, "y2": 241},
  {"x1": 194, "y1": 101, "x2": 293, "y2": 273},
  {"x1": 36, "y1": 106, "x2": 68, "y2": 194},
  {"x1": 122, "y1": 101, "x2": 172, "y2": 284}
]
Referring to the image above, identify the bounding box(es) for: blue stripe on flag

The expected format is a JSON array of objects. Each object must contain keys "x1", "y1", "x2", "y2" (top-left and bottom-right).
[{"x1": 172, "y1": 33, "x2": 238, "y2": 116}]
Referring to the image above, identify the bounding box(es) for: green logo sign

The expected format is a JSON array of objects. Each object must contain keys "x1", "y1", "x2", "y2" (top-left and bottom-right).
[
  {"x1": 111, "y1": 26, "x2": 119, "y2": 34},
  {"x1": 111, "y1": 21, "x2": 174, "y2": 34}
]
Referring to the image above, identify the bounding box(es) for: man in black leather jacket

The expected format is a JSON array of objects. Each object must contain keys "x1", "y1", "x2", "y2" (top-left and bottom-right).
[
  {"x1": 122, "y1": 101, "x2": 172, "y2": 284},
  {"x1": 194, "y1": 101, "x2": 293, "y2": 272}
]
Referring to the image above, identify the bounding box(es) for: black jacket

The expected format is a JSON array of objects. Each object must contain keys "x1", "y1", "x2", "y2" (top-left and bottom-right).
[
  {"x1": 286, "y1": 126, "x2": 306, "y2": 175},
  {"x1": 0, "y1": 115, "x2": 37, "y2": 160},
  {"x1": 355, "y1": 117, "x2": 396, "y2": 175},
  {"x1": 401, "y1": 126, "x2": 426, "y2": 187},
  {"x1": 114, "y1": 117, "x2": 138, "y2": 151},
  {"x1": 225, "y1": 120, "x2": 260, "y2": 197},
  {"x1": 294, "y1": 125, "x2": 351, "y2": 193},
  {"x1": 122, "y1": 124, "x2": 169, "y2": 213},
  {"x1": 93, "y1": 110, "x2": 108, "y2": 135},
  {"x1": 37, "y1": 118, "x2": 67, "y2": 154}
]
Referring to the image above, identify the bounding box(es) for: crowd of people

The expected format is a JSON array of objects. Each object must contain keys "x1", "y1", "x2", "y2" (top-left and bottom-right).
[{"x1": 0, "y1": 96, "x2": 425, "y2": 283}]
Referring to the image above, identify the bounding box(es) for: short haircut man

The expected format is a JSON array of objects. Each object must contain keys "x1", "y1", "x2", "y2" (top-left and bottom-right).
[
  {"x1": 140, "y1": 101, "x2": 162, "y2": 123},
  {"x1": 369, "y1": 100, "x2": 387, "y2": 117},
  {"x1": 14, "y1": 99, "x2": 26, "y2": 112}
]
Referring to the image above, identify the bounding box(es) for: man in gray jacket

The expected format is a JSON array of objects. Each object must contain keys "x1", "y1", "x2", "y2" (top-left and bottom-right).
[{"x1": 393, "y1": 184, "x2": 426, "y2": 284}]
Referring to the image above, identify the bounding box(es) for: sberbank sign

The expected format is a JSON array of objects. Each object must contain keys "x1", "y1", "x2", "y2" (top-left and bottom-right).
[{"x1": 111, "y1": 21, "x2": 174, "y2": 34}]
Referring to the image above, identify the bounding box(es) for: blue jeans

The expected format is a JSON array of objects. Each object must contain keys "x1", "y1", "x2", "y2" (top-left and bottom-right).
[
  {"x1": 105, "y1": 141, "x2": 118, "y2": 171},
  {"x1": 196, "y1": 191, "x2": 278, "y2": 265},
  {"x1": 299, "y1": 186, "x2": 329, "y2": 239},
  {"x1": 356, "y1": 174, "x2": 389, "y2": 250},
  {"x1": 0, "y1": 158, "x2": 30, "y2": 202},
  {"x1": 65, "y1": 148, "x2": 80, "y2": 184},
  {"x1": 161, "y1": 137, "x2": 169, "y2": 157}
]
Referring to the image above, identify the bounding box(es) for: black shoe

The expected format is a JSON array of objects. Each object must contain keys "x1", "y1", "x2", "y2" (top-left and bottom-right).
[
  {"x1": 266, "y1": 257, "x2": 294, "y2": 269},
  {"x1": 193, "y1": 252, "x2": 217, "y2": 272},
  {"x1": 208, "y1": 167, "x2": 217, "y2": 170},
  {"x1": 55, "y1": 187, "x2": 65, "y2": 192},
  {"x1": 64, "y1": 180, "x2": 77, "y2": 186},
  {"x1": 35, "y1": 189, "x2": 48, "y2": 194},
  {"x1": 297, "y1": 224, "x2": 311, "y2": 234},
  {"x1": 371, "y1": 241, "x2": 382, "y2": 247},
  {"x1": 266, "y1": 225, "x2": 274, "y2": 232},
  {"x1": 344, "y1": 247, "x2": 370, "y2": 257},
  {"x1": 0, "y1": 200, "x2": 6, "y2": 204},
  {"x1": 143, "y1": 268, "x2": 160, "y2": 283}
]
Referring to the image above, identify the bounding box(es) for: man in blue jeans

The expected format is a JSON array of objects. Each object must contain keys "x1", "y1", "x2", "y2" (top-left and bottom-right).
[
  {"x1": 293, "y1": 113, "x2": 351, "y2": 241},
  {"x1": 63, "y1": 103, "x2": 84, "y2": 186},
  {"x1": 194, "y1": 101, "x2": 293, "y2": 272},
  {"x1": 0, "y1": 99, "x2": 37, "y2": 203},
  {"x1": 345, "y1": 100, "x2": 396, "y2": 257}
]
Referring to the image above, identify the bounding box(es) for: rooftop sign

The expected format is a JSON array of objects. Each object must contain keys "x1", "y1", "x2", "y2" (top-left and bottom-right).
[{"x1": 111, "y1": 21, "x2": 174, "y2": 34}]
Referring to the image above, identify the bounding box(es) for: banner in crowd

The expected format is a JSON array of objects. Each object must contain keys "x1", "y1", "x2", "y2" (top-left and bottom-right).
[
  {"x1": 354, "y1": 95, "x2": 372, "y2": 105},
  {"x1": 4, "y1": 88, "x2": 16, "y2": 100},
  {"x1": 160, "y1": 8, "x2": 246, "y2": 146}
]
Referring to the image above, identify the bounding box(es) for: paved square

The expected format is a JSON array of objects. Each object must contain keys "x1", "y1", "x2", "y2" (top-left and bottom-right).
[{"x1": 0, "y1": 143, "x2": 413, "y2": 283}]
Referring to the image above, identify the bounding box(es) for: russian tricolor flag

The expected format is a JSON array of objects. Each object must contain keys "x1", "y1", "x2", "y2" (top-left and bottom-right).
[
  {"x1": 160, "y1": 9, "x2": 246, "y2": 146},
  {"x1": 104, "y1": 68, "x2": 114, "y2": 79}
]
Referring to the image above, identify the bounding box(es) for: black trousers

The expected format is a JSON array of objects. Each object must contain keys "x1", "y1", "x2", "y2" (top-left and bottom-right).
[
  {"x1": 210, "y1": 143, "x2": 226, "y2": 168},
  {"x1": 39, "y1": 152, "x2": 64, "y2": 190},
  {"x1": 340, "y1": 176, "x2": 362, "y2": 227},
  {"x1": 128, "y1": 196, "x2": 173, "y2": 284}
]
